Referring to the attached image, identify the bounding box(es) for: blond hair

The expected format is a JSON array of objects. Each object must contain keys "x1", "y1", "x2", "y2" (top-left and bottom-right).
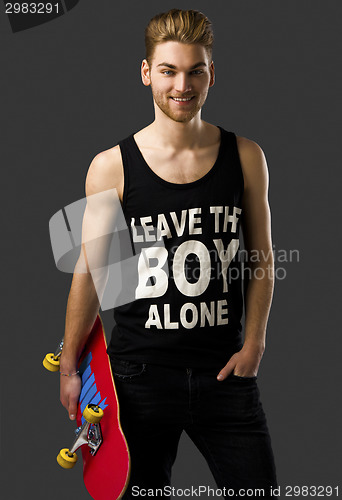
[{"x1": 145, "y1": 9, "x2": 214, "y2": 65}]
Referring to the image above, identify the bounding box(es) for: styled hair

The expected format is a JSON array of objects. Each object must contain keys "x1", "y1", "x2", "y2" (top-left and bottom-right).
[{"x1": 145, "y1": 9, "x2": 214, "y2": 65}]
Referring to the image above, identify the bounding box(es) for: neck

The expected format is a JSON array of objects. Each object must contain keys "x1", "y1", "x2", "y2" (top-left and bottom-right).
[{"x1": 149, "y1": 111, "x2": 208, "y2": 150}]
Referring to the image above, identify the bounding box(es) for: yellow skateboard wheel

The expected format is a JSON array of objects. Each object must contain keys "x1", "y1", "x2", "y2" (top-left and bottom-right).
[
  {"x1": 43, "y1": 353, "x2": 60, "y2": 372},
  {"x1": 83, "y1": 405, "x2": 104, "y2": 424},
  {"x1": 57, "y1": 448, "x2": 78, "y2": 469}
]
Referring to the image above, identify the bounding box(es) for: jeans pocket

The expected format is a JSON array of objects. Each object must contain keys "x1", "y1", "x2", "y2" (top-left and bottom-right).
[
  {"x1": 230, "y1": 374, "x2": 258, "y2": 381},
  {"x1": 110, "y1": 357, "x2": 146, "y2": 381}
]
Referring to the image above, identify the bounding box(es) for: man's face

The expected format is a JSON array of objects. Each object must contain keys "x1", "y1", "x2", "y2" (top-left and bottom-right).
[{"x1": 142, "y1": 41, "x2": 215, "y2": 123}]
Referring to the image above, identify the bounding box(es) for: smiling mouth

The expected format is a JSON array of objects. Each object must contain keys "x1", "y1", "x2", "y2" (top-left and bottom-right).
[{"x1": 170, "y1": 96, "x2": 195, "y2": 102}]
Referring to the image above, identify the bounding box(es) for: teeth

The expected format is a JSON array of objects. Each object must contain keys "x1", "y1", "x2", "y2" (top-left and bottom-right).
[{"x1": 172, "y1": 97, "x2": 192, "y2": 101}]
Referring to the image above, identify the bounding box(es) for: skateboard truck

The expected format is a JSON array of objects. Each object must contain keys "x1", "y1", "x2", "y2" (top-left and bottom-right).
[
  {"x1": 73, "y1": 410, "x2": 103, "y2": 456},
  {"x1": 57, "y1": 404, "x2": 104, "y2": 469},
  {"x1": 42, "y1": 339, "x2": 64, "y2": 372}
]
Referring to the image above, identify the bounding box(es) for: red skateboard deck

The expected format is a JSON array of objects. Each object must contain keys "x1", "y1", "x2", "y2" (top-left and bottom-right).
[{"x1": 76, "y1": 315, "x2": 130, "y2": 500}]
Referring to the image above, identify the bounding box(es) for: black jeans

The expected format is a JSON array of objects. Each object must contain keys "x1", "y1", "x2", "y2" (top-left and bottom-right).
[{"x1": 110, "y1": 357, "x2": 277, "y2": 499}]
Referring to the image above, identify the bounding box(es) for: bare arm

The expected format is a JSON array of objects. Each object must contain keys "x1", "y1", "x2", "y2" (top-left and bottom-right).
[
  {"x1": 217, "y1": 137, "x2": 274, "y2": 380},
  {"x1": 60, "y1": 146, "x2": 124, "y2": 418}
]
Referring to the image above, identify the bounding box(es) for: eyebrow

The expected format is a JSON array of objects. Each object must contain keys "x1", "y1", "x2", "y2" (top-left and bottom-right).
[{"x1": 156, "y1": 62, "x2": 207, "y2": 69}]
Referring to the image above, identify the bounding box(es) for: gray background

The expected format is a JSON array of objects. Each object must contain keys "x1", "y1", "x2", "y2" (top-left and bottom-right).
[{"x1": 1, "y1": 0, "x2": 341, "y2": 498}]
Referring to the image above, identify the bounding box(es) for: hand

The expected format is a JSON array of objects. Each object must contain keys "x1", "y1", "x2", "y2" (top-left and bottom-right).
[
  {"x1": 217, "y1": 345, "x2": 263, "y2": 381},
  {"x1": 60, "y1": 374, "x2": 82, "y2": 420}
]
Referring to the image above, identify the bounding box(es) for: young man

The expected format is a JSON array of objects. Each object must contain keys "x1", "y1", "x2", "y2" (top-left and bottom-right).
[{"x1": 60, "y1": 9, "x2": 277, "y2": 498}]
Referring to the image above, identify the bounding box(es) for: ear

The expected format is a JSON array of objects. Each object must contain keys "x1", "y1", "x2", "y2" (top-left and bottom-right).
[
  {"x1": 141, "y1": 59, "x2": 151, "y2": 86},
  {"x1": 209, "y1": 61, "x2": 215, "y2": 87}
]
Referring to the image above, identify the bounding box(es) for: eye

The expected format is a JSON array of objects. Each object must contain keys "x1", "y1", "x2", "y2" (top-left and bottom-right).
[
  {"x1": 162, "y1": 70, "x2": 174, "y2": 76},
  {"x1": 190, "y1": 70, "x2": 204, "y2": 75}
]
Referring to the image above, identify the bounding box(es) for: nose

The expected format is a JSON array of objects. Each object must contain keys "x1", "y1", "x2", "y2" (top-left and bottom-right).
[{"x1": 174, "y1": 73, "x2": 192, "y2": 94}]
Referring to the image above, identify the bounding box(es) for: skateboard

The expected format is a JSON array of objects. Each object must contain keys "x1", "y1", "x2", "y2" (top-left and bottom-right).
[{"x1": 43, "y1": 315, "x2": 130, "y2": 500}]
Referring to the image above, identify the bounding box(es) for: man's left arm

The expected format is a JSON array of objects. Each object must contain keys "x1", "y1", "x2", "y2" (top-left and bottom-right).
[{"x1": 217, "y1": 137, "x2": 274, "y2": 380}]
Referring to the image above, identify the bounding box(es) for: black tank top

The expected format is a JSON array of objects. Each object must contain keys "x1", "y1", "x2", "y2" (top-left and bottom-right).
[{"x1": 107, "y1": 126, "x2": 244, "y2": 369}]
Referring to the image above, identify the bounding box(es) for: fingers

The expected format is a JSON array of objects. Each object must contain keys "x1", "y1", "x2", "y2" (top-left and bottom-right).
[
  {"x1": 217, "y1": 348, "x2": 262, "y2": 381},
  {"x1": 217, "y1": 360, "x2": 235, "y2": 381},
  {"x1": 60, "y1": 376, "x2": 81, "y2": 420},
  {"x1": 60, "y1": 394, "x2": 77, "y2": 420},
  {"x1": 68, "y1": 396, "x2": 78, "y2": 420}
]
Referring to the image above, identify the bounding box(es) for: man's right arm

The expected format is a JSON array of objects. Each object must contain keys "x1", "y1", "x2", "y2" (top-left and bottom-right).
[{"x1": 59, "y1": 146, "x2": 124, "y2": 420}]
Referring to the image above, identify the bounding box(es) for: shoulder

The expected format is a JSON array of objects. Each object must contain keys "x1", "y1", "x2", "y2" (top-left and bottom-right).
[
  {"x1": 236, "y1": 135, "x2": 265, "y2": 160},
  {"x1": 236, "y1": 135, "x2": 269, "y2": 192},
  {"x1": 85, "y1": 144, "x2": 124, "y2": 200}
]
